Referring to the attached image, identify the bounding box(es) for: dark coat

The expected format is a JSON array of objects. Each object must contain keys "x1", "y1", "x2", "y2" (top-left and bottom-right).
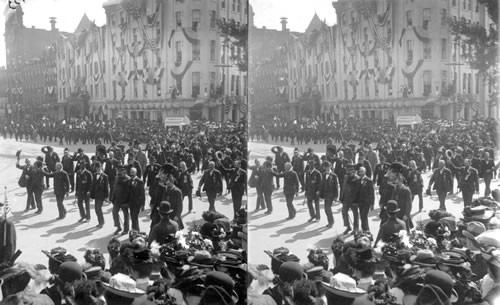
[
  {"x1": 113, "y1": 176, "x2": 132, "y2": 206},
  {"x1": 429, "y1": 168, "x2": 453, "y2": 193},
  {"x1": 275, "y1": 170, "x2": 300, "y2": 196},
  {"x1": 61, "y1": 155, "x2": 74, "y2": 174},
  {"x1": 47, "y1": 170, "x2": 70, "y2": 195},
  {"x1": 305, "y1": 168, "x2": 322, "y2": 197},
  {"x1": 320, "y1": 172, "x2": 339, "y2": 200},
  {"x1": 176, "y1": 170, "x2": 193, "y2": 196},
  {"x1": 228, "y1": 168, "x2": 247, "y2": 194},
  {"x1": 340, "y1": 175, "x2": 360, "y2": 205},
  {"x1": 357, "y1": 176, "x2": 374, "y2": 207},
  {"x1": 391, "y1": 185, "x2": 412, "y2": 220},
  {"x1": 161, "y1": 185, "x2": 183, "y2": 219},
  {"x1": 291, "y1": 155, "x2": 304, "y2": 173},
  {"x1": 199, "y1": 169, "x2": 223, "y2": 194},
  {"x1": 91, "y1": 172, "x2": 109, "y2": 200},
  {"x1": 75, "y1": 169, "x2": 93, "y2": 196},
  {"x1": 129, "y1": 176, "x2": 145, "y2": 208},
  {"x1": 459, "y1": 166, "x2": 480, "y2": 193}
]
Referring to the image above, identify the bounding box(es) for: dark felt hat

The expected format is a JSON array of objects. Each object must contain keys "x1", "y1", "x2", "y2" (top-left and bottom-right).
[
  {"x1": 57, "y1": 261, "x2": 83, "y2": 283},
  {"x1": 279, "y1": 261, "x2": 306, "y2": 283},
  {"x1": 158, "y1": 201, "x2": 173, "y2": 216},
  {"x1": 203, "y1": 271, "x2": 239, "y2": 303},
  {"x1": 385, "y1": 200, "x2": 400, "y2": 214}
]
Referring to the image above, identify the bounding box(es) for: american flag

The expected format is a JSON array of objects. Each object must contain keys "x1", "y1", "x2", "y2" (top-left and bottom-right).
[
  {"x1": 224, "y1": 96, "x2": 232, "y2": 114},
  {"x1": 471, "y1": 95, "x2": 479, "y2": 113},
  {"x1": 456, "y1": 94, "x2": 463, "y2": 113},
  {"x1": 238, "y1": 96, "x2": 247, "y2": 113}
]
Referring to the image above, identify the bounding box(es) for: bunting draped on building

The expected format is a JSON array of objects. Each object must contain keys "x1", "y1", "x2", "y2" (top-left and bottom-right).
[{"x1": 224, "y1": 96, "x2": 232, "y2": 114}]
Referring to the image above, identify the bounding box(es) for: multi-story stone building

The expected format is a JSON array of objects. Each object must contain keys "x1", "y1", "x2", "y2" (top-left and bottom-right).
[
  {"x1": 55, "y1": 0, "x2": 248, "y2": 122},
  {"x1": 284, "y1": 0, "x2": 493, "y2": 121},
  {"x1": 4, "y1": 6, "x2": 59, "y2": 120},
  {"x1": 249, "y1": 17, "x2": 295, "y2": 121}
]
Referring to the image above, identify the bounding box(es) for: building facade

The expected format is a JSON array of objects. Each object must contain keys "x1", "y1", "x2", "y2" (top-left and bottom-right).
[
  {"x1": 249, "y1": 18, "x2": 294, "y2": 122},
  {"x1": 4, "y1": 6, "x2": 59, "y2": 120},
  {"x1": 283, "y1": 0, "x2": 493, "y2": 121},
  {"x1": 53, "y1": 0, "x2": 248, "y2": 122}
]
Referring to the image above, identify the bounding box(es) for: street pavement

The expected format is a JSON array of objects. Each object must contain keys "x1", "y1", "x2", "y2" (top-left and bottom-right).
[
  {"x1": 247, "y1": 140, "x2": 498, "y2": 267},
  {"x1": 0, "y1": 137, "x2": 239, "y2": 266}
]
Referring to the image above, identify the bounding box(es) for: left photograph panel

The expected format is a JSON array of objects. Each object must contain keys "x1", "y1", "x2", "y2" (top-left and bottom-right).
[{"x1": 0, "y1": 0, "x2": 248, "y2": 304}]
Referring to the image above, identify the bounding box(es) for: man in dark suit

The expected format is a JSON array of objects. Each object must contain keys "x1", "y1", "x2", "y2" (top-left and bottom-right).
[
  {"x1": 373, "y1": 154, "x2": 391, "y2": 207},
  {"x1": 357, "y1": 166, "x2": 374, "y2": 233},
  {"x1": 44, "y1": 162, "x2": 70, "y2": 220},
  {"x1": 61, "y1": 149, "x2": 75, "y2": 192},
  {"x1": 91, "y1": 161, "x2": 109, "y2": 228},
  {"x1": 427, "y1": 160, "x2": 453, "y2": 210},
  {"x1": 459, "y1": 158, "x2": 479, "y2": 207},
  {"x1": 197, "y1": 161, "x2": 223, "y2": 212},
  {"x1": 481, "y1": 152, "x2": 495, "y2": 197},
  {"x1": 29, "y1": 159, "x2": 46, "y2": 214},
  {"x1": 104, "y1": 151, "x2": 120, "y2": 201},
  {"x1": 274, "y1": 162, "x2": 300, "y2": 219},
  {"x1": 76, "y1": 161, "x2": 93, "y2": 222},
  {"x1": 43, "y1": 146, "x2": 60, "y2": 189},
  {"x1": 162, "y1": 174, "x2": 184, "y2": 230},
  {"x1": 320, "y1": 161, "x2": 339, "y2": 228},
  {"x1": 227, "y1": 160, "x2": 246, "y2": 219},
  {"x1": 144, "y1": 155, "x2": 161, "y2": 200},
  {"x1": 291, "y1": 149, "x2": 305, "y2": 192},
  {"x1": 113, "y1": 166, "x2": 131, "y2": 235},
  {"x1": 177, "y1": 161, "x2": 194, "y2": 212},
  {"x1": 340, "y1": 164, "x2": 360, "y2": 234},
  {"x1": 129, "y1": 167, "x2": 145, "y2": 231},
  {"x1": 273, "y1": 146, "x2": 290, "y2": 189},
  {"x1": 391, "y1": 173, "x2": 413, "y2": 231},
  {"x1": 305, "y1": 159, "x2": 322, "y2": 222}
]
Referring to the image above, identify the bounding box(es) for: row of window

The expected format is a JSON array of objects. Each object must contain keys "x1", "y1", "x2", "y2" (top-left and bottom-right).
[
  {"x1": 451, "y1": 0, "x2": 479, "y2": 12},
  {"x1": 288, "y1": 69, "x2": 481, "y2": 101},
  {"x1": 58, "y1": 72, "x2": 247, "y2": 100}
]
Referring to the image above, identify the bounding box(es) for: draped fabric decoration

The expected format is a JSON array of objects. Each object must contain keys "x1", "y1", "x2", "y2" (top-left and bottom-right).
[
  {"x1": 168, "y1": 29, "x2": 175, "y2": 48},
  {"x1": 376, "y1": 65, "x2": 395, "y2": 84},
  {"x1": 128, "y1": 68, "x2": 144, "y2": 81},
  {"x1": 181, "y1": 28, "x2": 199, "y2": 45},
  {"x1": 238, "y1": 96, "x2": 247, "y2": 114},
  {"x1": 117, "y1": 71, "x2": 128, "y2": 88},
  {"x1": 145, "y1": 0, "x2": 161, "y2": 27},
  {"x1": 399, "y1": 28, "x2": 406, "y2": 47},
  {"x1": 358, "y1": 39, "x2": 376, "y2": 57},
  {"x1": 92, "y1": 53, "x2": 102, "y2": 84},
  {"x1": 376, "y1": 0, "x2": 392, "y2": 26},
  {"x1": 170, "y1": 60, "x2": 193, "y2": 84},
  {"x1": 224, "y1": 96, "x2": 232, "y2": 114},
  {"x1": 142, "y1": 67, "x2": 164, "y2": 85},
  {"x1": 457, "y1": 93, "x2": 464, "y2": 112},
  {"x1": 127, "y1": 42, "x2": 146, "y2": 58},
  {"x1": 121, "y1": 0, "x2": 146, "y2": 19},
  {"x1": 402, "y1": 59, "x2": 424, "y2": 79},
  {"x1": 412, "y1": 26, "x2": 430, "y2": 43}
]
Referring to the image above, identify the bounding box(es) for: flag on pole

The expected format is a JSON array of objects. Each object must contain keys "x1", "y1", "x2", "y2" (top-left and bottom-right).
[
  {"x1": 224, "y1": 96, "x2": 231, "y2": 114},
  {"x1": 471, "y1": 96, "x2": 479, "y2": 113},
  {"x1": 238, "y1": 96, "x2": 247, "y2": 113}
]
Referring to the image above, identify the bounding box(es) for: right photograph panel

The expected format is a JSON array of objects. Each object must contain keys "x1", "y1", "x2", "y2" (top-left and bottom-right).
[{"x1": 247, "y1": 0, "x2": 499, "y2": 304}]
